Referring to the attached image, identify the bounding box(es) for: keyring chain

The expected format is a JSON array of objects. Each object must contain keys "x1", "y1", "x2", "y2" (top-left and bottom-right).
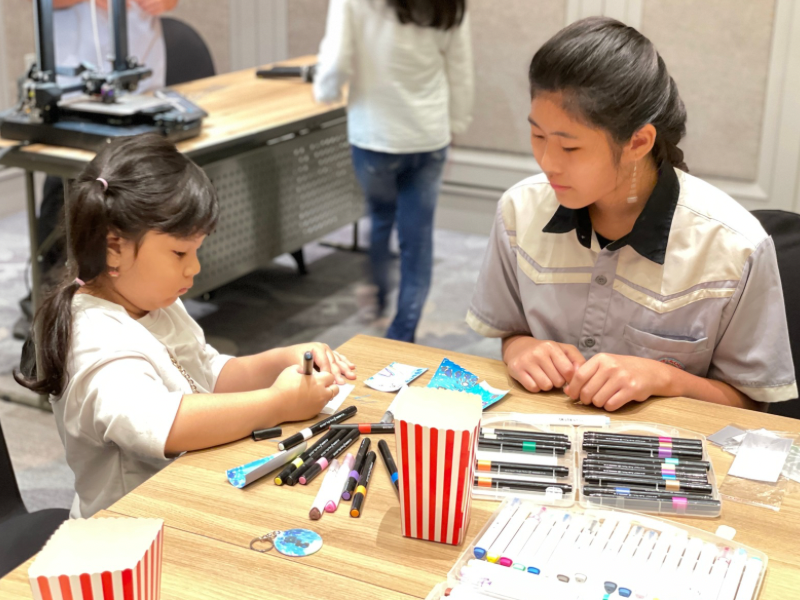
[{"x1": 249, "y1": 530, "x2": 282, "y2": 553}]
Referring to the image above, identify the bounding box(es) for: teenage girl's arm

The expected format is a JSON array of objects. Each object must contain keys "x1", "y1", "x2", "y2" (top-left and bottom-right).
[
  {"x1": 214, "y1": 342, "x2": 356, "y2": 394},
  {"x1": 164, "y1": 365, "x2": 336, "y2": 454}
]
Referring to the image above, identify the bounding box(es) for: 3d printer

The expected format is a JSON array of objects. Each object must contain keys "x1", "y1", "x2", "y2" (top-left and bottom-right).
[{"x1": 0, "y1": 0, "x2": 206, "y2": 152}]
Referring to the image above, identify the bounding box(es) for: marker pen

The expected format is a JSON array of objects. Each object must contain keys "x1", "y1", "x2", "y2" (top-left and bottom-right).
[
  {"x1": 526, "y1": 512, "x2": 571, "y2": 575},
  {"x1": 571, "y1": 516, "x2": 619, "y2": 590},
  {"x1": 284, "y1": 430, "x2": 347, "y2": 486},
  {"x1": 350, "y1": 450, "x2": 377, "y2": 517},
  {"x1": 343, "y1": 437, "x2": 372, "y2": 500},
  {"x1": 602, "y1": 524, "x2": 644, "y2": 597},
  {"x1": 543, "y1": 515, "x2": 587, "y2": 580},
  {"x1": 251, "y1": 426, "x2": 282, "y2": 441},
  {"x1": 581, "y1": 442, "x2": 703, "y2": 460},
  {"x1": 379, "y1": 391, "x2": 405, "y2": 424},
  {"x1": 553, "y1": 518, "x2": 597, "y2": 585},
  {"x1": 686, "y1": 542, "x2": 720, "y2": 599},
  {"x1": 583, "y1": 456, "x2": 708, "y2": 472},
  {"x1": 301, "y1": 350, "x2": 314, "y2": 374},
  {"x1": 274, "y1": 430, "x2": 336, "y2": 485},
  {"x1": 512, "y1": 511, "x2": 557, "y2": 571},
  {"x1": 473, "y1": 497, "x2": 522, "y2": 560},
  {"x1": 583, "y1": 484, "x2": 716, "y2": 500},
  {"x1": 582, "y1": 462, "x2": 709, "y2": 479},
  {"x1": 716, "y1": 548, "x2": 748, "y2": 600},
  {"x1": 325, "y1": 452, "x2": 354, "y2": 513},
  {"x1": 277, "y1": 405, "x2": 358, "y2": 451},
  {"x1": 459, "y1": 559, "x2": 551, "y2": 598},
  {"x1": 617, "y1": 528, "x2": 657, "y2": 599},
  {"x1": 330, "y1": 423, "x2": 395, "y2": 434},
  {"x1": 697, "y1": 548, "x2": 731, "y2": 600},
  {"x1": 478, "y1": 439, "x2": 567, "y2": 455},
  {"x1": 486, "y1": 504, "x2": 533, "y2": 563},
  {"x1": 584, "y1": 452, "x2": 710, "y2": 470},
  {"x1": 578, "y1": 519, "x2": 631, "y2": 594},
  {"x1": 481, "y1": 430, "x2": 571, "y2": 447},
  {"x1": 583, "y1": 431, "x2": 703, "y2": 448},
  {"x1": 377, "y1": 439, "x2": 399, "y2": 494},
  {"x1": 477, "y1": 449, "x2": 559, "y2": 467},
  {"x1": 649, "y1": 532, "x2": 689, "y2": 600},
  {"x1": 733, "y1": 556, "x2": 762, "y2": 600},
  {"x1": 668, "y1": 537, "x2": 704, "y2": 599},
  {"x1": 308, "y1": 459, "x2": 340, "y2": 520},
  {"x1": 478, "y1": 459, "x2": 569, "y2": 478},
  {"x1": 501, "y1": 507, "x2": 547, "y2": 568},
  {"x1": 483, "y1": 427, "x2": 570, "y2": 439},
  {"x1": 474, "y1": 476, "x2": 573, "y2": 495},
  {"x1": 582, "y1": 472, "x2": 713, "y2": 493},
  {"x1": 631, "y1": 528, "x2": 675, "y2": 599},
  {"x1": 226, "y1": 442, "x2": 307, "y2": 488},
  {"x1": 300, "y1": 428, "x2": 360, "y2": 484}
]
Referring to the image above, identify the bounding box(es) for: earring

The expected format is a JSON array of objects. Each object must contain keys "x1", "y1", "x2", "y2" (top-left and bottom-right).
[
  {"x1": 108, "y1": 267, "x2": 119, "y2": 277},
  {"x1": 627, "y1": 162, "x2": 638, "y2": 204}
]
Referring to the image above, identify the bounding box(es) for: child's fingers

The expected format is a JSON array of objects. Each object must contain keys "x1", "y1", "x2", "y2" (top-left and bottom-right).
[
  {"x1": 327, "y1": 384, "x2": 340, "y2": 402},
  {"x1": 512, "y1": 368, "x2": 540, "y2": 393},
  {"x1": 528, "y1": 364, "x2": 555, "y2": 392},
  {"x1": 561, "y1": 345, "x2": 587, "y2": 369},
  {"x1": 604, "y1": 390, "x2": 634, "y2": 412},
  {"x1": 334, "y1": 351, "x2": 356, "y2": 370},
  {"x1": 588, "y1": 379, "x2": 619, "y2": 408},
  {"x1": 564, "y1": 358, "x2": 600, "y2": 400},
  {"x1": 325, "y1": 349, "x2": 346, "y2": 384},
  {"x1": 539, "y1": 356, "x2": 567, "y2": 388},
  {"x1": 312, "y1": 347, "x2": 333, "y2": 374},
  {"x1": 313, "y1": 370, "x2": 335, "y2": 388}
]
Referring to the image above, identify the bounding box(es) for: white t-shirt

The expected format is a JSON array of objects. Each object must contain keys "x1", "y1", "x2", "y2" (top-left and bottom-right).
[
  {"x1": 52, "y1": 295, "x2": 232, "y2": 518},
  {"x1": 314, "y1": 0, "x2": 474, "y2": 153},
  {"x1": 54, "y1": 3, "x2": 166, "y2": 93}
]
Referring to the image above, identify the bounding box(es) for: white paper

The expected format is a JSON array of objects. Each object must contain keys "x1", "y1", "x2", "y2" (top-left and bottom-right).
[
  {"x1": 364, "y1": 363, "x2": 427, "y2": 392},
  {"x1": 321, "y1": 383, "x2": 354, "y2": 414},
  {"x1": 727, "y1": 430, "x2": 793, "y2": 482}
]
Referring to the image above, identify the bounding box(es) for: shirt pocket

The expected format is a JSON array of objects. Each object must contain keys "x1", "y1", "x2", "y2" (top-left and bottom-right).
[{"x1": 622, "y1": 325, "x2": 713, "y2": 376}]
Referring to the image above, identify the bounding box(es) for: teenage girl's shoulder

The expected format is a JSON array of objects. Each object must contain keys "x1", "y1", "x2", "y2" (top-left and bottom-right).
[
  {"x1": 674, "y1": 169, "x2": 768, "y2": 250},
  {"x1": 496, "y1": 173, "x2": 560, "y2": 233}
]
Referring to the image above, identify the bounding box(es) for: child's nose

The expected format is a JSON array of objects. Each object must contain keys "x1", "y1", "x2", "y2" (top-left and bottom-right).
[{"x1": 185, "y1": 253, "x2": 201, "y2": 277}]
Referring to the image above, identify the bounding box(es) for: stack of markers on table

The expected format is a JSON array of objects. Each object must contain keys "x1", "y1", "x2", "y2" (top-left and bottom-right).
[
  {"x1": 580, "y1": 430, "x2": 721, "y2": 514},
  {"x1": 474, "y1": 426, "x2": 573, "y2": 497},
  {"x1": 264, "y1": 406, "x2": 400, "y2": 520},
  {"x1": 441, "y1": 498, "x2": 766, "y2": 600}
]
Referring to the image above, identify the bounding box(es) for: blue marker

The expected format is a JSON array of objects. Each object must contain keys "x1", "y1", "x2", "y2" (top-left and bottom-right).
[{"x1": 377, "y1": 439, "x2": 399, "y2": 494}]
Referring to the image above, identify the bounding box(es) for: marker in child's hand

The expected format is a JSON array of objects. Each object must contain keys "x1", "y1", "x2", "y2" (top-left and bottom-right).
[{"x1": 302, "y1": 350, "x2": 314, "y2": 375}]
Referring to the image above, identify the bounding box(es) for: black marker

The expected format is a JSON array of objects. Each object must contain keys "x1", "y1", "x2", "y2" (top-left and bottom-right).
[
  {"x1": 302, "y1": 350, "x2": 314, "y2": 375},
  {"x1": 477, "y1": 460, "x2": 570, "y2": 478},
  {"x1": 277, "y1": 405, "x2": 358, "y2": 451},
  {"x1": 350, "y1": 451, "x2": 377, "y2": 517},
  {"x1": 482, "y1": 428, "x2": 571, "y2": 445},
  {"x1": 377, "y1": 439, "x2": 399, "y2": 494},
  {"x1": 584, "y1": 452, "x2": 710, "y2": 470},
  {"x1": 274, "y1": 430, "x2": 337, "y2": 485},
  {"x1": 284, "y1": 430, "x2": 347, "y2": 486},
  {"x1": 582, "y1": 484, "x2": 715, "y2": 500},
  {"x1": 300, "y1": 429, "x2": 360, "y2": 485},
  {"x1": 582, "y1": 443, "x2": 704, "y2": 460},
  {"x1": 251, "y1": 426, "x2": 282, "y2": 441},
  {"x1": 474, "y1": 476, "x2": 573, "y2": 494},
  {"x1": 582, "y1": 471, "x2": 713, "y2": 493},
  {"x1": 478, "y1": 439, "x2": 567, "y2": 455},
  {"x1": 343, "y1": 437, "x2": 371, "y2": 500},
  {"x1": 583, "y1": 458, "x2": 708, "y2": 475},
  {"x1": 330, "y1": 423, "x2": 395, "y2": 434},
  {"x1": 582, "y1": 464, "x2": 709, "y2": 481},
  {"x1": 583, "y1": 431, "x2": 703, "y2": 447}
]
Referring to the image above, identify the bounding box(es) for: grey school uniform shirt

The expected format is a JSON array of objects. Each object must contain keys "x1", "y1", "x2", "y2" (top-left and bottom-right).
[{"x1": 467, "y1": 164, "x2": 797, "y2": 403}]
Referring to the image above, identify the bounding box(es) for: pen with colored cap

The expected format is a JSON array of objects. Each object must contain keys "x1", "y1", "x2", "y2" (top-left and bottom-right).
[
  {"x1": 349, "y1": 450, "x2": 376, "y2": 517},
  {"x1": 325, "y1": 452, "x2": 354, "y2": 513},
  {"x1": 584, "y1": 452, "x2": 711, "y2": 470},
  {"x1": 251, "y1": 426, "x2": 282, "y2": 441},
  {"x1": 309, "y1": 459, "x2": 340, "y2": 520},
  {"x1": 301, "y1": 350, "x2": 314, "y2": 375},
  {"x1": 583, "y1": 431, "x2": 703, "y2": 447},
  {"x1": 477, "y1": 459, "x2": 569, "y2": 478},
  {"x1": 581, "y1": 441, "x2": 703, "y2": 459},
  {"x1": 343, "y1": 437, "x2": 371, "y2": 500},
  {"x1": 474, "y1": 476, "x2": 573, "y2": 494},
  {"x1": 377, "y1": 439, "x2": 399, "y2": 494},
  {"x1": 582, "y1": 484, "x2": 715, "y2": 500},
  {"x1": 473, "y1": 497, "x2": 521, "y2": 560},
  {"x1": 330, "y1": 423, "x2": 395, "y2": 434},
  {"x1": 478, "y1": 439, "x2": 567, "y2": 455},
  {"x1": 274, "y1": 430, "x2": 336, "y2": 486},
  {"x1": 582, "y1": 471, "x2": 713, "y2": 493},
  {"x1": 277, "y1": 405, "x2": 358, "y2": 451},
  {"x1": 300, "y1": 428, "x2": 360, "y2": 484},
  {"x1": 284, "y1": 430, "x2": 347, "y2": 486}
]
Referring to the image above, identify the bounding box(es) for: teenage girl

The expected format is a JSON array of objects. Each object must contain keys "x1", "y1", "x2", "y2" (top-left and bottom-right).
[
  {"x1": 467, "y1": 17, "x2": 796, "y2": 411},
  {"x1": 16, "y1": 134, "x2": 356, "y2": 517}
]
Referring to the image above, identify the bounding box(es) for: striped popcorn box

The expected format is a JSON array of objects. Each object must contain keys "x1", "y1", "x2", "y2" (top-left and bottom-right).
[
  {"x1": 29, "y1": 517, "x2": 165, "y2": 600},
  {"x1": 394, "y1": 387, "x2": 482, "y2": 546}
]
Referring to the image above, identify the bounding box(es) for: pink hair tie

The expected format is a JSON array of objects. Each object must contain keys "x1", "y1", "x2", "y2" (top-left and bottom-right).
[
  {"x1": 74, "y1": 278, "x2": 85, "y2": 287},
  {"x1": 96, "y1": 177, "x2": 108, "y2": 191}
]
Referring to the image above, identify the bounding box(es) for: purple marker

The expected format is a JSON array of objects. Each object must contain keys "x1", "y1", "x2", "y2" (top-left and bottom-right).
[
  {"x1": 325, "y1": 453, "x2": 355, "y2": 513},
  {"x1": 342, "y1": 437, "x2": 371, "y2": 500}
]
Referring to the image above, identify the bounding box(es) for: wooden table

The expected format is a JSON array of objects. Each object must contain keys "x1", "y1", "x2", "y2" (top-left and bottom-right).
[{"x1": 2, "y1": 335, "x2": 799, "y2": 598}]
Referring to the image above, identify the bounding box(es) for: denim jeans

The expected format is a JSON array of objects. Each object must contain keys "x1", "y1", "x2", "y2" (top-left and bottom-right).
[{"x1": 351, "y1": 145, "x2": 448, "y2": 343}]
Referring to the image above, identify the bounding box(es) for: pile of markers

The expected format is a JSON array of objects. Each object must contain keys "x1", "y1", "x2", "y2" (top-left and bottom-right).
[
  {"x1": 580, "y1": 430, "x2": 721, "y2": 515},
  {"x1": 473, "y1": 426, "x2": 573, "y2": 498},
  {"x1": 442, "y1": 498, "x2": 765, "y2": 600},
  {"x1": 267, "y1": 406, "x2": 400, "y2": 520}
]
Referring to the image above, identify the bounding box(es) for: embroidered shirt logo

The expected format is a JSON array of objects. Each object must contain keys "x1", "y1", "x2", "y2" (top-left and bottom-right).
[{"x1": 659, "y1": 357, "x2": 686, "y2": 370}]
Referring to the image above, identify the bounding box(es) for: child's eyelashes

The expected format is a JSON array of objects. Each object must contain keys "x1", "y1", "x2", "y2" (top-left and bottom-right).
[
  {"x1": 173, "y1": 251, "x2": 187, "y2": 258},
  {"x1": 562, "y1": 147, "x2": 579, "y2": 153}
]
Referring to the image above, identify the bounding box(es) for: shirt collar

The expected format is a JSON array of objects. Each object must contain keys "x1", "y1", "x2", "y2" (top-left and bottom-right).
[{"x1": 541, "y1": 162, "x2": 680, "y2": 265}]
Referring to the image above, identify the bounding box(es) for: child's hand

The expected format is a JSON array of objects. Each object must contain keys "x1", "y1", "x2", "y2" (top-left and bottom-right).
[
  {"x1": 564, "y1": 354, "x2": 669, "y2": 411},
  {"x1": 292, "y1": 343, "x2": 356, "y2": 385},
  {"x1": 272, "y1": 366, "x2": 339, "y2": 422},
  {"x1": 503, "y1": 336, "x2": 586, "y2": 392}
]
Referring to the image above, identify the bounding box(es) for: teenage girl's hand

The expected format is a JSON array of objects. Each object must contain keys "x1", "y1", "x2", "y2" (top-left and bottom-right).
[
  {"x1": 564, "y1": 353, "x2": 669, "y2": 411},
  {"x1": 503, "y1": 336, "x2": 586, "y2": 393},
  {"x1": 290, "y1": 342, "x2": 356, "y2": 385},
  {"x1": 272, "y1": 366, "x2": 339, "y2": 422}
]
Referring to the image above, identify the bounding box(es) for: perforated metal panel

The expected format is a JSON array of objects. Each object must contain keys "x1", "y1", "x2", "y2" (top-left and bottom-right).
[{"x1": 193, "y1": 122, "x2": 362, "y2": 294}]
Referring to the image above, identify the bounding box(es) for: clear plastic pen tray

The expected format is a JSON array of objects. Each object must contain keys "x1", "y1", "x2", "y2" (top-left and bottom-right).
[
  {"x1": 577, "y1": 421, "x2": 721, "y2": 518},
  {"x1": 473, "y1": 413, "x2": 576, "y2": 507},
  {"x1": 425, "y1": 497, "x2": 767, "y2": 600}
]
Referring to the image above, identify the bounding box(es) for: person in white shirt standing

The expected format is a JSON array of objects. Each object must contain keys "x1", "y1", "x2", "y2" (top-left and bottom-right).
[{"x1": 314, "y1": 0, "x2": 474, "y2": 343}]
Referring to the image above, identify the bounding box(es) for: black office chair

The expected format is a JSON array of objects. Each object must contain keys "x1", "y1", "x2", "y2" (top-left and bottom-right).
[
  {"x1": 161, "y1": 17, "x2": 216, "y2": 86},
  {"x1": 752, "y1": 210, "x2": 800, "y2": 419},
  {"x1": 0, "y1": 418, "x2": 70, "y2": 577}
]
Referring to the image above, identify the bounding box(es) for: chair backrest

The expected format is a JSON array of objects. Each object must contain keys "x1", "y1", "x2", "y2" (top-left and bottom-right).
[
  {"x1": 160, "y1": 17, "x2": 216, "y2": 87},
  {"x1": 0, "y1": 418, "x2": 27, "y2": 522},
  {"x1": 752, "y1": 209, "x2": 800, "y2": 418}
]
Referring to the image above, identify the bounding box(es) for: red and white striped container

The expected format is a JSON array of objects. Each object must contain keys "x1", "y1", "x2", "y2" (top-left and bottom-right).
[
  {"x1": 394, "y1": 387, "x2": 482, "y2": 546},
  {"x1": 28, "y1": 518, "x2": 165, "y2": 600}
]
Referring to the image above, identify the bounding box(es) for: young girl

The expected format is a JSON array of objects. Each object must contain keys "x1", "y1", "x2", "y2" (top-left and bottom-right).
[
  {"x1": 314, "y1": 0, "x2": 473, "y2": 342},
  {"x1": 16, "y1": 134, "x2": 356, "y2": 518},
  {"x1": 467, "y1": 17, "x2": 796, "y2": 412}
]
